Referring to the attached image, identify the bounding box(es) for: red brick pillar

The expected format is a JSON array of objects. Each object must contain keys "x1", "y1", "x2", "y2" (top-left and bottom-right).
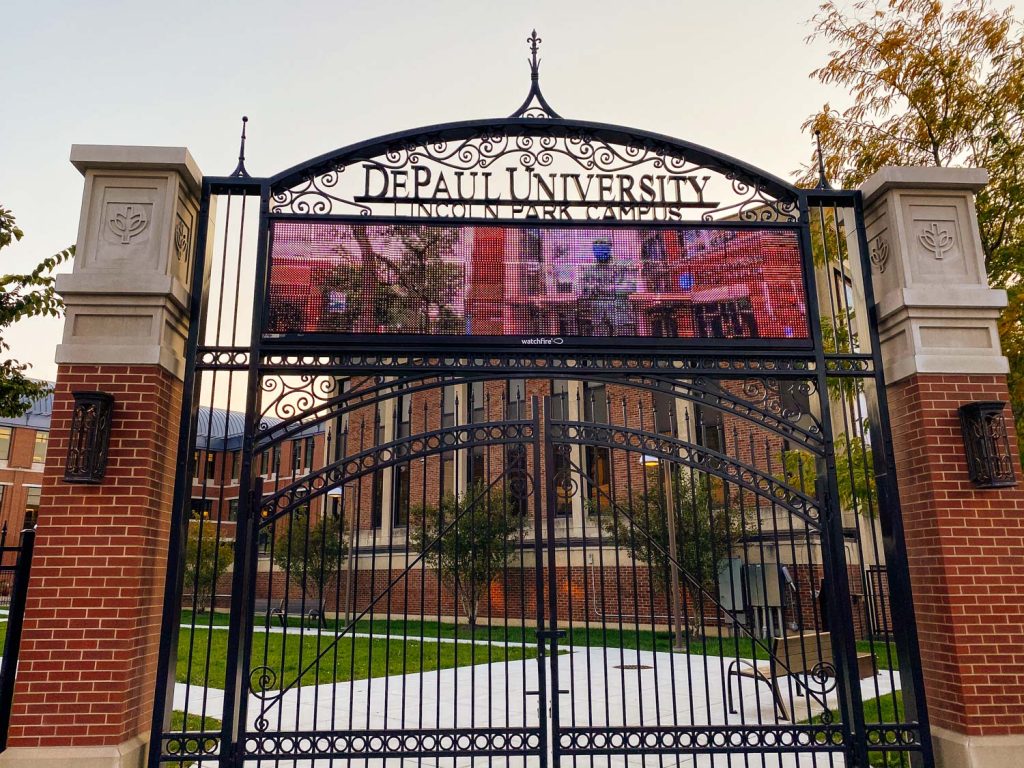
[
  {"x1": 0, "y1": 147, "x2": 204, "y2": 768},
  {"x1": 863, "y1": 168, "x2": 1024, "y2": 767}
]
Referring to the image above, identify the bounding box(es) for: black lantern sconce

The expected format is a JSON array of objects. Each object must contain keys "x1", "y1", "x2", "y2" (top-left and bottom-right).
[
  {"x1": 64, "y1": 391, "x2": 115, "y2": 484},
  {"x1": 958, "y1": 401, "x2": 1017, "y2": 488}
]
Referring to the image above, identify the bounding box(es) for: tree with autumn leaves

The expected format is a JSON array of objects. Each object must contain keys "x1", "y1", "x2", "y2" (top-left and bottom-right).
[{"x1": 802, "y1": 0, "x2": 1024, "y2": 452}]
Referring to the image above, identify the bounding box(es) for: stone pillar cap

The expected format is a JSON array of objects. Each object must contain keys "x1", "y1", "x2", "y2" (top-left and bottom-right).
[
  {"x1": 70, "y1": 145, "x2": 203, "y2": 196},
  {"x1": 861, "y1": 166, "x2": 988, "y2": 205}
]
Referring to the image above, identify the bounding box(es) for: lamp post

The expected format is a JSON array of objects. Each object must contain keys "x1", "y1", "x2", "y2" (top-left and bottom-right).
[{"x1": 641, "y1": 455, "x2": 685, "y2": 652}]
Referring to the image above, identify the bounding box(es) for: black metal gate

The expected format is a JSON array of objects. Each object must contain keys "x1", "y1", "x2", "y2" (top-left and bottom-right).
[
  {"x1": 148, "y1": 33, "x2": 933, "y2": 768},
  {"x1": 0, "y1": 524, "x2": 36, "y2": 753}
]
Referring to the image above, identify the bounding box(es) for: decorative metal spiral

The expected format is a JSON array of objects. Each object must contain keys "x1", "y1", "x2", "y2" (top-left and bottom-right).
[{"x1": 249, "y1": 665, "x2": 279, "y2": 699}]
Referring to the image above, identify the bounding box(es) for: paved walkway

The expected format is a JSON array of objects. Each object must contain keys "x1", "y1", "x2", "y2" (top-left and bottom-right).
[{"x1": 173, "y1": 642, "x2": 900, "y2": 768}]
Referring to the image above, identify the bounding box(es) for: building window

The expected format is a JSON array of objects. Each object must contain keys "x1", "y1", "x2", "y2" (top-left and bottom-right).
[
  {"x1": 396, "y1": 393, "x2": 412, "y2": 440},
  {"x1": 441, "y1": 385, "x2": 458, "y2": 429},
  {"x1": 33, "y1": 432, "x2": 48, "y2": 464},
  {"x1": 583, "y1": 382, "x2": 609, "y2": 423},
  {"x1": 584, "y1": 445, "x2": 612, "y2": 511},
  {"x1": 25, "y1": 486, "x2": 41, "y2": 528},
  {"x1": 230, "y1": 451, "x2": 240, "y2": 482},
  {"x1": 653, "y1": 391, "x2": 676, "y2": 435},
  {"x1": 304, "y1": 436, "x2": 314, "y2": 471},
  {"x1": 550, "y1": 380, "x2": 569, "y2": 420},
  {"x1": 583, "y1": 382, "x2": 611, "y2": 510},
  {"x1": 694, "y1": 405, "x2": 725, "y2": 454},
  {"x1": 469, "y1": 381, "x2": 486, "y2": 423},
  {"x1": 260, "y1": 446, "x2": 279, "y2": 477},
  {"x1": 468, "y1": 382, "x2": 487, "y2": 484},
  {"x1": 292, "y1": 439, "x2": 303, "y2": 474},
  {"x1": 506, "y1": 379, "x2": 527, "y2": 419},
  {"x1": 551, "y1": 381, "x2": 572, "y2": 516},
  {"x1": 194, "y1": 450, "x2": 215, "y2": 480},
  {"x1": 228, "y1": 499, "x2": 239, "y2": 522},
  {"x1": 392, "y1": 464, "x2": 410, "y2": 528},
  {"x1": 0, "y1": 427, "x2": 11, "y2": 462},
  {"x1": 371, "y1": 471, "x2": 383, "y2": 529},
  {"x1": 505, "y1": 380, "x2": 529, "y2": 516},
  {"x1": 190, "y1": 498, "x2": 213, "y2": 519}
]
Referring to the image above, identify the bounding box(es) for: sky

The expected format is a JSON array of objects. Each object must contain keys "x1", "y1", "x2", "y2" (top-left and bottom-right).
[{"x1": 0, "y1": 0, "x2": 852, "y2": 383}]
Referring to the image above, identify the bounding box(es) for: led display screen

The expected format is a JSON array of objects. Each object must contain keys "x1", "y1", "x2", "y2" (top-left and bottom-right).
[{"x1": 265, "y1": 221, "x2": 809, "y2": 346}]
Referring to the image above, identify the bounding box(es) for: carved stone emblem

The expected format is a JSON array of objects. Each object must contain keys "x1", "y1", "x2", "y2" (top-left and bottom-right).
[
  {"x1": 174, "y1": 218, "x2": 190, "y2": 261},
  {"x1": 870, "y1": 235, "x2": 890, "y2": 273},
  {"x1": 917, "y1": 222, "x2": 954, "y2": 260},
  {"x1": 108, "y1": 204, "x2": 149, "y2": 244}
]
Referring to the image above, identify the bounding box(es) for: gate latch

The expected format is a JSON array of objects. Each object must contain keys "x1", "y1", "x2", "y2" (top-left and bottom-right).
[{"x1": 536, "y1": 629, "x2": 567, "y2": 640}]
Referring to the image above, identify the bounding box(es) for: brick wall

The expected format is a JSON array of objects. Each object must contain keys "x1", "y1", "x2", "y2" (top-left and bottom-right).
[
  {"x1": 6, "y1": 364, "x2": 181, "y2": 748},
  {"x1": 887, "y1": 373, "x2": 1024, "y2": 736}
]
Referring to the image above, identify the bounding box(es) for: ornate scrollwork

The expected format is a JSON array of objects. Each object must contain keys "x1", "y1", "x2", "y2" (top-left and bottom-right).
[
  {"x1": 259, "y1": 375, "x2": 338, "y2": 428},
  {"x1": 805, "y1": 661, "x2": 839, "y2": 695},
  {"x1": 552, "y1": 443, "x2": 581, "y2": 498},
  {"x1": 270, "y1": 123, "x2": 798, "y2": 223},
  {"x1": 701, "y1": 173, "x2": 800, "y2": 223},
  {"x1": 249, "y1": 665, "x2": 279, "y2": 699}
]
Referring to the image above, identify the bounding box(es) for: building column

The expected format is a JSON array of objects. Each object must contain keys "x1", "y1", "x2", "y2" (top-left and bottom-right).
[
  {"x1": 863, "y1": 167, "x2": 1024, "y2": 768},
  {"x1": 0, "y1": 146, "x2": 205, "y2": 768}
]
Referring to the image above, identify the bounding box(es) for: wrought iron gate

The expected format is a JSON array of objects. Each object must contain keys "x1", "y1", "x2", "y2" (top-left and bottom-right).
[{"x1": 148, "y1": 33, "x2": 933, "y2": 768}]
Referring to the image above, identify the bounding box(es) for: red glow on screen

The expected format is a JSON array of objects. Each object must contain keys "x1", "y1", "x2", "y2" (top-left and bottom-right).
[{"x1": 266, "y1": 222, "x2": 808, "y2": 341}]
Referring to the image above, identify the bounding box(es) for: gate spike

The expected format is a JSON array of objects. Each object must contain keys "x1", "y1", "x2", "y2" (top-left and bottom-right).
[
  {"x1": 230, "y1": 115, "x2": 251, "y2": 179},
  {"x1": 510, "y1": 29, "x2": 562, "y2": 119},
  {"x1": 528, "y1": 29, "x2": 541, "y2": 81}
]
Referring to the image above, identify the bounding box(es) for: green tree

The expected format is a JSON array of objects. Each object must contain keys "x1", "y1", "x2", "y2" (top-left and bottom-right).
[
  {"x1": 598, "y1": 470, "x2": 741, "y2": 633},
  {"x1": 0, "y1": 205, "x2": 74, "y2": 416},
  {"x1": 273, "y1": 511, "x2": 348, "y2": 625},
  {"x1": 409, "y1": 483, "x2": 521, "y2": 629},
  {"x1": 326, "y1": 224, "x2": 464, "y2": 334},
  {"x1": 802, "y1": 0, "x2": 1024, "y2": 448},
  {"x1": 183, "y1": 520, "x2": 235, "y2": 613},
  {"x1": 781, "y1": 433, "x2": 877, "y2": 517}
]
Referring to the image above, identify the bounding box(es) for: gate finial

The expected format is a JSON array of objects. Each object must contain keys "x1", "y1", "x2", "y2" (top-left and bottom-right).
[
  {"x1": 814, "y1": 129, "x2": 831, "y2": 190},
  {"x1": 528, "y1": 29, "x2": 541, "y2": 81},
  {"x1": 229, "y1": 115, "x2": 251, "y2": 179},
  {"x1": 511, "y1": 29, "x2": 562, "y2": 119}
]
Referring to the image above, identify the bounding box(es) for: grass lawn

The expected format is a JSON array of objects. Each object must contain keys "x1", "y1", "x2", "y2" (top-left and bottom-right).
[
  {"x1": 180, "y1": 612, "x2": 898, "y2": 670},
  {"x1": 808, "y1": 691, "x2": 908, "y2": 767},
  {"x1": 177, "y1": 628, "x2": 535, "y2": 689},
  {"x1": 169, "y1": 711, "x2": 221, "y2": 768}
]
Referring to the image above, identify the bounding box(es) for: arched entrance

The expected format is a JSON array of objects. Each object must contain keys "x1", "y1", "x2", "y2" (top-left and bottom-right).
[{"x1": 149, "y1": 37, "x2": 931, "y2": 768}]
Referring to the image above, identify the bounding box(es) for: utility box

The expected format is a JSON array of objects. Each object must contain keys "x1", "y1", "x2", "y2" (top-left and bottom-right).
[
  {"x1": 746, "y1": 563, "x2": 783, "y2": 608},
  {"x1": 717, "y1": 558, "x2": 744, "y2": 612}
]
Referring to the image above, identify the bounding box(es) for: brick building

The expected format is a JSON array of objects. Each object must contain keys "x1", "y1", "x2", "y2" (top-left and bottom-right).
[
  {"x1": 247, "y1": 375, "x2": 889, "y2": 640},
  {"x1": 0, "y1": 390, "x2": 51, "y2": 535}
]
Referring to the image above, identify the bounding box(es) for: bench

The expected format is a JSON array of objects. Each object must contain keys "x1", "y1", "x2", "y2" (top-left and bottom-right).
[{"x1": 726, "y1": 631, "x2": 874, "y2": 720}]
